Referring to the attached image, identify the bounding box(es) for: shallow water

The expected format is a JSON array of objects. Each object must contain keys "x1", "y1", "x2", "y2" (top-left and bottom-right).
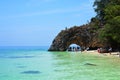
[{"x1": 0, "y1": 49, "x2": 120, "y2": 80}]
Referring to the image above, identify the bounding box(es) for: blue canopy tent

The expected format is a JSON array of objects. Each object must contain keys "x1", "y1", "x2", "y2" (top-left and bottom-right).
[{"x1": 68, "y1": 44, "x2": 81, "y2": 51}]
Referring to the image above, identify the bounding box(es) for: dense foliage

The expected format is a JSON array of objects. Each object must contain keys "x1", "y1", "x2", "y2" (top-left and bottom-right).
[{"x1": 93, "y1": 0, "x2": 120, "y2": 48}]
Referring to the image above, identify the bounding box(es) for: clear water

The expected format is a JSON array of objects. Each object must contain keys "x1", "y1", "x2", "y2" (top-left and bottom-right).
[{"x1": 0, "y1": 46, "x2": 120, "y2": 80}]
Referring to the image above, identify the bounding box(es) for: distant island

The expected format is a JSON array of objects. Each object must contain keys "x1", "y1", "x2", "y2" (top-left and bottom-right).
[{"x1": 48, "y1": 0, "x2": 120, "y2": 51}]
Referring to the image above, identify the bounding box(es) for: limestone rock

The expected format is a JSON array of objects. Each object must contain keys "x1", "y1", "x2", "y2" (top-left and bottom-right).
[{"x1": 48, "y1": 25, "x2": 104, "y2": 51}]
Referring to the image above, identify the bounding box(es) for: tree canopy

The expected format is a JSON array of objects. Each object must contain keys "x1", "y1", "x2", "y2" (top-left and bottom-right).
[{"x1": 93, "y1": 0, "x2": 120, "y2": 48}]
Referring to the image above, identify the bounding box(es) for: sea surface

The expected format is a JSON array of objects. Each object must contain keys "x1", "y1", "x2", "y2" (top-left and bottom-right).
[{"x1": 0, "y1": 46, "x2": 120, "y2": 80}]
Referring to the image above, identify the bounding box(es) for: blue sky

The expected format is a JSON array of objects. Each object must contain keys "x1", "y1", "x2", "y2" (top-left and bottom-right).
[{"x1": 0, "y1": 0, "x2": 96, "y2": 46}]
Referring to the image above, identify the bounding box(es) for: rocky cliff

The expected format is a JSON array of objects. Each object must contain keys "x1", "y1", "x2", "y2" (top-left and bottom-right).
[{"x1": 48, "y1": 25, "x2": 104, "y2": 51}]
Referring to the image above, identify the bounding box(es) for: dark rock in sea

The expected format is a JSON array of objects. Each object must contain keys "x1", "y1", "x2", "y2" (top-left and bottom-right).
[
  {"x1": 84, "y1": 63, "x2": 97, "y2": 66},
  {"x1": 21, "y1": 71, "x2": 41, "y2": 74},
  {"x1": 48, "y1": 25, "x2": 105, "y2": 51}
]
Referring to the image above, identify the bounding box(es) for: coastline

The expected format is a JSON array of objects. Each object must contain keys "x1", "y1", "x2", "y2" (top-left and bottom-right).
[{"x1": 83, "y1": 50, "x2": 120, "y2": 58}]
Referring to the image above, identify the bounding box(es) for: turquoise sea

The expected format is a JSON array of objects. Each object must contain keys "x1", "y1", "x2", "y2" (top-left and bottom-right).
[{"x1": 0, "y1": 46, "x2": 120, "y2": 80}]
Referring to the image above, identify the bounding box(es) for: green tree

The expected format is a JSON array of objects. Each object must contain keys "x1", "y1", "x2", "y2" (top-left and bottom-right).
[
  {"x1": 104, "y1": 4, "x2": 120, "y2": 22},
  {"x1": 93, "y1": 0, "x2": 110, "y2": 24},
  {"x1": 93, "y1": 0, "x2": 120, "y2": 48},
  {"x1": 100, "y1": 16, "x2": 120, "y2": 47}
]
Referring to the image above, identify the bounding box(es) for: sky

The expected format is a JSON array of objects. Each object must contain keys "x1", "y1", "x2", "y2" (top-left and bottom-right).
[{"x1": 0, "y1": 0, "x2": 96, "y2": 46}]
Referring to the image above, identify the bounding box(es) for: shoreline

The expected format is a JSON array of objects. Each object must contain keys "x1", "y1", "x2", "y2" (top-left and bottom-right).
[{"x1": 83, "y1": 50, "x2": 120, "y2": 58}]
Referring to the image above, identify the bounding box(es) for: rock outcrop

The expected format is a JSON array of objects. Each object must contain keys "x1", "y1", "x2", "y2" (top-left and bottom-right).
[{"x1": 48, "y1": 25, "x2": 104, "y2": 51}]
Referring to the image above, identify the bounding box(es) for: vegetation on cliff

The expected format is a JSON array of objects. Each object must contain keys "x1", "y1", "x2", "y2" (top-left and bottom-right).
[{"x1": 92, "y1": 0, "x2": 120, "y2": 49}]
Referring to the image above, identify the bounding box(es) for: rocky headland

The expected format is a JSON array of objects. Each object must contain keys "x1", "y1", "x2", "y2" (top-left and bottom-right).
[{"x1": 48, "y1": 25, "x2": 105, "y2": 51}]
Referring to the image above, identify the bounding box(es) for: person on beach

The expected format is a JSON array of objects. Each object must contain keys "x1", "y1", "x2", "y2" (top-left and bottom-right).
[
  {"x1": 86, "y1": 47, "x2": 89, "y2": 51},
  {"x1": 77, "y1": 46, "x2": 80, "y2": 51},
  {"x1": 97, "y1": 48, "x2": 100, "y2": 53},
  {"x1": 108, "y1": 47, "x2": 112, "y2": 55}
]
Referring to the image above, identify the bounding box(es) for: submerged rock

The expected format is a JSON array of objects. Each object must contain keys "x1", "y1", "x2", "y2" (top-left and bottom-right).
[
  {"x1": 21, "y1": 70, "x2": 41, "y2": 74},
  {"x1": 84, "y1": 63, "x2": 97, "y2": 66},
  {"x1": 17, "y1": 66, "x2": 26, "y2": 68}
]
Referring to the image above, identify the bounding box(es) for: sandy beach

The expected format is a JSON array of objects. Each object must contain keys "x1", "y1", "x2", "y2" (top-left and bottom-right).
[{"x1": 84, "y1": 50, "x2": 120, "y2": 58}]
